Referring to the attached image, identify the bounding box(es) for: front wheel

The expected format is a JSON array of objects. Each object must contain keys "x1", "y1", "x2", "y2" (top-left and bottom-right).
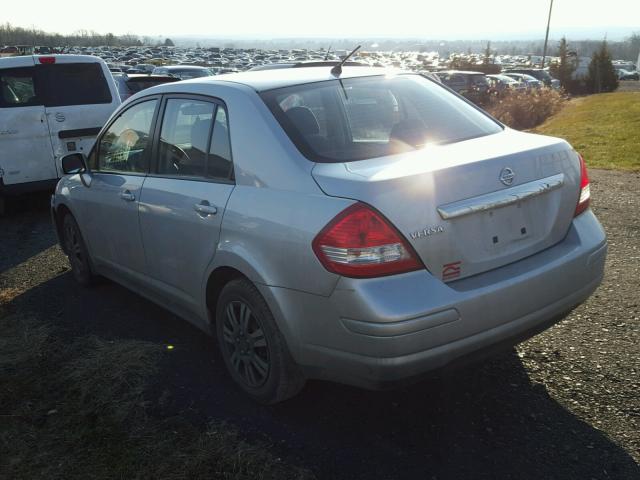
[
  {"x1": 62, "y1": 213, "x2": 95, "y2": 286},
  {"x1": 215, "y1": 278, "x2": 305, "y2": 404}
]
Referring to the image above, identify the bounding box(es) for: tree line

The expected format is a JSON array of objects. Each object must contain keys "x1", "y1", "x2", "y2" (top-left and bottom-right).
[
  {"x1": 1, "y1": 22, "x2": 638, "y2": 61},
  {"x1": 0, "y1": 23, "x2": 174, "y2": 48}
]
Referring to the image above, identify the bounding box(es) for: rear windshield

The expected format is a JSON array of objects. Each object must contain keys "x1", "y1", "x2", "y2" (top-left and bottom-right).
[
  {"x1": 39, "y1": 63, "x2": 112, "y2": 106},
  {"x1": 260, "y1": 74, "x2": 502, "y2": 163}
]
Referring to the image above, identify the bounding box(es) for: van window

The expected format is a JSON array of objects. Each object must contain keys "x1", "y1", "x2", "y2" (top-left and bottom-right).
[
  {"x1": 0, "y1": 67, "x2": 40, "y2": 108},
  {"x1": 97, "y1": 100, "x2": 157, "y2": 173},
  {"x1": 38, "y1": 63, "x2": 112, "y2": 107}
]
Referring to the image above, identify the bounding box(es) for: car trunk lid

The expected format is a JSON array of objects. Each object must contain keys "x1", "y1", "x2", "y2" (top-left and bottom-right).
[{"x1": 311, "y1": 129, "x2": 582, "y2": 282}]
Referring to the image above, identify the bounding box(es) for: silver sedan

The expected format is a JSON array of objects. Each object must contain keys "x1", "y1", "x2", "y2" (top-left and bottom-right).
[{"x1": 52, "y1": 66, "x2": 606, "y2": 403}]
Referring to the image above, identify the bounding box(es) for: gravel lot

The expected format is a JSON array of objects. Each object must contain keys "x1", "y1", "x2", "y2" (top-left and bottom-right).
[{"x1": 1, "y1": 169, "x2": 638, "y2": 479}]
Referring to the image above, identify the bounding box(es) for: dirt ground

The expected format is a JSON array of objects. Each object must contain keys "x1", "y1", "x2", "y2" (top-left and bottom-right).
[{"x1": 1, "y1": 168, "x2": 638, "y2": 479}]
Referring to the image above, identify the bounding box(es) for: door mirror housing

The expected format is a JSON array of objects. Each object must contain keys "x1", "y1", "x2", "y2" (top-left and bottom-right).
[{"x1": 61, "y1": 153, "x2": 87, "y2": 175}]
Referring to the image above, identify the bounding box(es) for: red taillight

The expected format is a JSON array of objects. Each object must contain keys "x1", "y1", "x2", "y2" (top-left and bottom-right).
[
  {"x1": 38, "y1": 56, "x2": 56, "y2": 64},
  {"x1": 574, "y1": 153, "x2": 591, "y2": 216},
  {"x1": 312, "y1": 203, "x2": 423, "y2": 278}
]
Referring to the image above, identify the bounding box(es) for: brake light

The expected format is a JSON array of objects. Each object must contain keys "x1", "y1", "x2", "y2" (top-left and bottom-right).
[
  {"x1": 38, "y1": 56, "x2": 56, "y2": 64},
  {"x1": 574, "y1": 154, "x2": 590, "y2": 216},
  {"x1": 312, "y1": 203, "x2": 423, "y2": 278}
]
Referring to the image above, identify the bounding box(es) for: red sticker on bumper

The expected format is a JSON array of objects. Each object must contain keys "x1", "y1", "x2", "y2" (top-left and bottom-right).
[{"x1": 442, "y1": 261, "x2": 462, "y2": 280}]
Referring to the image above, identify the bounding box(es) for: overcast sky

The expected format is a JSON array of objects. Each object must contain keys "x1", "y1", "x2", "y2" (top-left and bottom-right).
[{"x1": 6, "y1": 0, "x2": 640, "y2": 39}]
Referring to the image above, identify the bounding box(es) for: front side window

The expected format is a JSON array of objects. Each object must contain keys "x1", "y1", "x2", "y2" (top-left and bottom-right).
[
  {"x1": 261, "y1": 74, "x2": 502, "y2": 163},
  {"x1": 97, "y1": 99, "x2": 157, "y2": 173},
  {"x1": 0, "y1": 67, "x2": 39, "y2": 108},
  {"x1": 38, "y1": 63, "x2": 112, "y2": 107}
]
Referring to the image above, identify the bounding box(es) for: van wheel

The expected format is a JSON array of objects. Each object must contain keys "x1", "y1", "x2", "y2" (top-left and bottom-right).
[
  {"x1": 62, "y1": 214, "x2": 95, "y2": 286},
  {"x1": 0, "y1": 196, "x2": 9, "y2": 216},
  {"x1": 215, "y1": 278, "x2": 305, "y2": 404}
]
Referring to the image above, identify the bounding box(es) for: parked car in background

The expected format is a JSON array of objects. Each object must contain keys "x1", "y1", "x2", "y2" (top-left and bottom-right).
[
  {"x1": 505, "y1": 68, "x2": 560, "y2": 89},
  {"x1": 487, "y1": 74, "x2": 527, "y2": 95},
  {"x1": 436, "y1": 70, "x2": 490, "y2": 103},
  {"x1": 503, "y1": 72, "x2": 543, "y2": 91},
  {"x1": 0, "y1": 54, "x2": 120, "y2": 213},
  {"x1": 52, "y1": 66, "x2": 606, "y2": 404},
  {"x1": 617, "y1": 69, "x2": 639, "y2": 80},
  {"x1": 151, "y1": 65, "x2": 214, "y2": 80},
  {"x1": 113, "y1": 73, "x2": 179, "y2": 101}
]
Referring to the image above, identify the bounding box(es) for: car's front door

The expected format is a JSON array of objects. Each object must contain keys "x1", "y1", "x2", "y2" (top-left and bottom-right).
[
  {"x1": 138, "y1": 96, "x2": 235, "y2": 313},
  {"x1": 79, "y1": 97, "x2": 159, "y2": 277}
]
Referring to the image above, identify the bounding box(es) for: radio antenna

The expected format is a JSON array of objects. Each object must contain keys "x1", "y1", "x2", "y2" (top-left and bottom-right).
[{"x1": 331, "y1": 45, "x2": 361, "y2": 75}]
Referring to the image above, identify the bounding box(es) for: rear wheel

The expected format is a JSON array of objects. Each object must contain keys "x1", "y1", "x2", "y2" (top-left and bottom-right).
[
  {"x1": 215, "y1": 278, "x2": 305, "y2": 404},
  {"x1": 62, "y1": 213, "x2": 95, "y2": 286}
]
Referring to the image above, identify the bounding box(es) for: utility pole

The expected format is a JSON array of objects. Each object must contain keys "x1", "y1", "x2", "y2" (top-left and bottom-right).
[{"x1": 541, "y1": 0, "x2": 554, "y2": 69}]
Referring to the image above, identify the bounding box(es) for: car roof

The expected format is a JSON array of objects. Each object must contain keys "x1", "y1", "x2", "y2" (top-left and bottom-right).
[
  {"x1": 159, "y1": 65, "x2": 209, "y2": 70},
  {"x1": 177, "y1": 66, "x2": 404, "y2": 92},
  {"x1": 0, "y1": 54, "x2": 106, "y2": 66},
  {"x1": 438, "y1": 70, "x2": 485, "y2": 75}
]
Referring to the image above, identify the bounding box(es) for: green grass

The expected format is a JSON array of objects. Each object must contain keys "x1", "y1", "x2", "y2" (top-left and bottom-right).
[
  {"x1": 533, "y1": 92, "x2": 640, "y2": 171},
  {"x1": 0, "y1": 312, "x2": 313, "y2": 480}
]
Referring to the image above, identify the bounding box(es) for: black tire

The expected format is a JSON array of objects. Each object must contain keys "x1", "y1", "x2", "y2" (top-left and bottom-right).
[
  {"x1": 0, "y1": 195, "x2": 10, "y2": 216},
  {"x1": 215, "y1": 278, "x2": 305, "y2": 404},
  {"x1": 61, "y1": 213, "x2": 95, "y2": 286}
]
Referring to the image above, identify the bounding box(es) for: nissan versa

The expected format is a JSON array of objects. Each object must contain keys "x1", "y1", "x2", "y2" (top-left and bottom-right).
[{"x1": 51, "y1": 64, "x2": 607, "y2": 404}]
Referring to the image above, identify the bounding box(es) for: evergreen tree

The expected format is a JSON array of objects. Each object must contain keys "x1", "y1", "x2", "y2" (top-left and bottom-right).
[
  {"x1": 483, "y1": 41, "x2": 492, "y2": 65},
  {"x1": 549, "y1": 37, "x2": 577, "y2": 90},
  {"x1": 586, "y1": 40, "x2": 619, "y2": 93}
]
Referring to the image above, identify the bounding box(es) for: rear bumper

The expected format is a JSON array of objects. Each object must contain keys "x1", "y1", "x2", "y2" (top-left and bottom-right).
[{"x1": 263, "y1": 210, "x2": 607, "y2": 389}]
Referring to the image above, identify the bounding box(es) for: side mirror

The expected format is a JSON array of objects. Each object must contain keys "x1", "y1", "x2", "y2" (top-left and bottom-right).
[{"x1": 61, "y1": 153, "x2": 87, "y2": 175}]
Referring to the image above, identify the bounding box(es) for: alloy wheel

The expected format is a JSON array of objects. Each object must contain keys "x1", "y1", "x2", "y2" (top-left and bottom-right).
[{"x1": 221, "y1": 300, "x2": 270, "y2": 388}]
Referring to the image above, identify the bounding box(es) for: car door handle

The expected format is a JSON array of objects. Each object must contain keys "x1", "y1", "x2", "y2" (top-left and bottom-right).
[
  {"x1": 120, "y1": 190, "x2": 136, "y2": 202},
  {"x1": 194, "y1": 202, "x2": 218, "y2": 216}
]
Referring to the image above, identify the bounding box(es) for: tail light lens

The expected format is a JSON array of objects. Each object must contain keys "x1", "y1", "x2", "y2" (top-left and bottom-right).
[
  {"x1": 574, "y1": 154, "x2": 591, "y2": 216},
  {"x1": 38, "y1": 56, "x2": 56, "y2": 64},
  {"x1": 312, "y1": 203, "x2": 423, "y2": 278}
]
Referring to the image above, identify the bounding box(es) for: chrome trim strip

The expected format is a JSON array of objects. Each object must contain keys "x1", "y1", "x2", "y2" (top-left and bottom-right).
[{"x1": 437, "y1": 173, "x2": 565, "y2": 220}]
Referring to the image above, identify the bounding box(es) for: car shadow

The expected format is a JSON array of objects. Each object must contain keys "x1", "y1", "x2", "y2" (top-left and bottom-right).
[
  {"x1": 6, "y1": 271, "x2": 640, "y2": 480},
  {"x1": 0, "y1": 193, "x2": 57, "y2": 274}
]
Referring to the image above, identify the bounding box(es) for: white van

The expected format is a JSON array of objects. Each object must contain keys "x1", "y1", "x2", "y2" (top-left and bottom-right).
[{"x1": 0, "y1": 55, "x2": 120, "y2": 212}]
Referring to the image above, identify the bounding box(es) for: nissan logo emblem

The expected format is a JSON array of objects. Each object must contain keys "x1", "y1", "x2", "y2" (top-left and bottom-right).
[{"x1": 499, "y1": 167, "x2": 515, "y2": 186}]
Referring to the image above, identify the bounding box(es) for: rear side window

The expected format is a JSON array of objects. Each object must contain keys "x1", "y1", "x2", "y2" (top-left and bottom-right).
[
  {"x1": 261, "y1": 74, "x2": 502, "y2": 163},
  {"x1": 208, "y1": 106, "x2": 233, "y2": 179},
  {"x1": 156, "y1": 97, "x2": 233, "y2": 181},
  {"x1": 157, "y1": 99, "x2": 215, "y2": 178},
  {"x1": 38, "y1": 63, "x2": 112, "y2": 107},
  {"x1": 0, "y1": 67, "x2": 39, "y2": 108}
]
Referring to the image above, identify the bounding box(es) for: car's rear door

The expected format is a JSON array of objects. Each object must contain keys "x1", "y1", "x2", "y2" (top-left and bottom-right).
[
  {"x1": 37, "y1": 56, "x2": 120, "y2": 176},
  {"x1": 138, "y1": 95, "x2": 235, "y2": 313},
  {"x1": 78, "y1": 97, "x2": 159, "y2": 277},
  {"x1": 0, "y1": 56, "x2": 55, "y2": 187}
]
